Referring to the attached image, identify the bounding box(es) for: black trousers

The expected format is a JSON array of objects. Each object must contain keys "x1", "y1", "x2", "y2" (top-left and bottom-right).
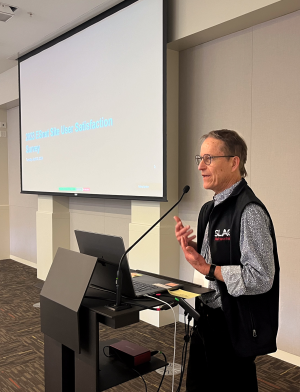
[{"x1": 186, "y1": 303, "x2": 258, "y2": 392}]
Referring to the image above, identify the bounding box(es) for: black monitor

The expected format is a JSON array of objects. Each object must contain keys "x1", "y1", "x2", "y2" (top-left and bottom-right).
[{"x1": 75, "y1": 230, "x2": 136, "y2": 298}]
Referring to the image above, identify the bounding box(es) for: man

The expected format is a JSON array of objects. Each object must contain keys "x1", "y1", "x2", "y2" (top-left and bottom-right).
[{"x1": 174, "y1": 130, "x2": 279, "y2": 392}]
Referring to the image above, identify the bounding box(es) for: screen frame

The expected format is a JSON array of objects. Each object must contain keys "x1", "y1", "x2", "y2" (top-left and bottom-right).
[{"x1": 18, "y1": 0, "x2": 167, "y2": 202}]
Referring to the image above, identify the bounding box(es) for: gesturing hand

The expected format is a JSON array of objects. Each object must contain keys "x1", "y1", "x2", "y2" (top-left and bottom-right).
[
  {"x1": 174, "y1": 216, "x2": 196, "y2": 246},
  {"x1": 180, "y1": 237, "x2": 209, "y2": 276}
]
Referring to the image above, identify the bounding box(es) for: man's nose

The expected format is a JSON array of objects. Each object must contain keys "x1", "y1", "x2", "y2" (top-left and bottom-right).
[{"x1": 198, "y1": 159, "x2": 206, "y2": 170}]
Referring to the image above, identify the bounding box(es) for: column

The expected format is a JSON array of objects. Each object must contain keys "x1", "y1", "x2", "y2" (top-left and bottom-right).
[
  {"x1": 37, "y1": 196, "x2": 70, "y2": 280},
  {"x1": 0, "y1": 109, "x2": 9, "y2": 259},
  {"x1": 129, "y1": 50, "x2": 179, "y2": 326}
]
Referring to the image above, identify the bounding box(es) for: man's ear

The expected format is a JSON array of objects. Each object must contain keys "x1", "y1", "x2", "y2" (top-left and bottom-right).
[{"x1": 231, "y1": 156, "x2": 240, "y2": 173}]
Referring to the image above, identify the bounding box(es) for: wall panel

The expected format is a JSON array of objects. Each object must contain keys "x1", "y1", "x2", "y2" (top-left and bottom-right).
[
  {"x1": 252, "y1": 11, "x2": 300, "y2": 239},
  {"x1": 178, "y1": 28, "x2": 252, "y2": 282},
  {"x1": 69, "y1": 198, "x2": 131, "y2": 252},
  {"x1": 7, "y1": 107, "x2": 38, "y2": 263},
  {"x1": 276, "y1": 237, "x2": 300, "y2": 356},
  {"x1": 178, "y1": 10, "x2": 300, "y2": 355}
]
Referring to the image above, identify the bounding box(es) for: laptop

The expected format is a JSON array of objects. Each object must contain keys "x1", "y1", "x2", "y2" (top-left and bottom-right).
[{"x1": 75, "y1": 230, "x2": 182, "y2": 298}]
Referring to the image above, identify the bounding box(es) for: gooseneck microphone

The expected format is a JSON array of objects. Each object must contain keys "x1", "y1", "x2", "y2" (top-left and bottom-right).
[{"x1": 108, "y1": 185, "x2": 190, "y2": 311}]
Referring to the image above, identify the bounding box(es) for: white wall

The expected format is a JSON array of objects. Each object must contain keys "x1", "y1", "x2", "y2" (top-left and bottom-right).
[
  {"x1": 7, "y1": 107, "x2": 38, "y2": 265},
  {"x1": 0, "y1": 68, "x2": 19, "y2": 262},
  {"x1": 0, "y1": 109, "x2": 9, "y2": 259},
  {"x1": 178, "y1": 27, "x2": 252, "y2": 283},
  {"x1": 168, "y1": 0, "x2": 300, "y2": 51},
  {"x1": 0, "y1": 67, "x2": 18, "y2": 106},
  {"x1": 251, "y1": 11, "x2": 300, "y2": 357},
  {"x1": 69, "y1": 197, "x2": 131, "y2": 252},
  {"x1": 178, "y1": 10, "x2": 300, "y2": 357},
  {"x1": 169, "y1": 0, "x2": 281, "y2": 41}
]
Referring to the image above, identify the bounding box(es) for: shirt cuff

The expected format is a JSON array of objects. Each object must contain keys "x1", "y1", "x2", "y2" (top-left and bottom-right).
[{"x1": 221, "y1": 265, "x2": 245, "y2": 297}]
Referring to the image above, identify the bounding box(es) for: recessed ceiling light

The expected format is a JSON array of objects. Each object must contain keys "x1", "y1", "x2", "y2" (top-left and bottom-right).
[
  {"x1": 0, "y1": 2, "x2": 17, "y2": 21},
  {"x1": 0, "y1": 11, "x2": 13, "y2": 22}
]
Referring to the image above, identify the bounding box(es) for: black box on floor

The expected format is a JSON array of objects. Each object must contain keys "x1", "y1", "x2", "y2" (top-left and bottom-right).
[{"x1": 109, "y1": 340, "x2": 151, "y2": 367}]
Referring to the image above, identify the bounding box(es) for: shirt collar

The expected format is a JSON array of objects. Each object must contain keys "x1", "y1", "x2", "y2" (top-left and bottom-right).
[{"x1": 213, "y1": 180, "x2": 242, "y2": 207}]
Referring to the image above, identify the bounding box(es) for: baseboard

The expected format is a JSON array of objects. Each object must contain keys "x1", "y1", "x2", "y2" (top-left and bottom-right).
[
  {"x1": 10, "y1": 255, "x2": 37, "y2": 269},
  {"x1": 179, "y1": 315, "x2": 300, "y2": 367},
  {"x1": 269, "y1": 350, "x2": 300, "y2": 367},
  {"x1": 179, "y1": 314, "x2": 185, "y2": 324}
]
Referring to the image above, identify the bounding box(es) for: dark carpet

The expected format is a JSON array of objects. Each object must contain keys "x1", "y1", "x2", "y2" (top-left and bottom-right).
[{"x1": 0, "y1": 259, "x2": 299, "y2": 391}]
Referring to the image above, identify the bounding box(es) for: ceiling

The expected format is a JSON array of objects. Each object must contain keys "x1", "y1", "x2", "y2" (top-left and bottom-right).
[{"x1": 0, "y1": 0, "x2": 124, "y2": 74}]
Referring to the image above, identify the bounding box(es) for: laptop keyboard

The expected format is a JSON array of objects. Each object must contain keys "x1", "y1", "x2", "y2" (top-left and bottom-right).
[{"x1": 133, "y1": 280, "x2": 163, "y2": 295}]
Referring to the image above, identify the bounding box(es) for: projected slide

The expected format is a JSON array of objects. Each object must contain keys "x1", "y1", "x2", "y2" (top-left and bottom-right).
[{"x1": 19, "y1": 0, "x2": 165, "y2": 199}]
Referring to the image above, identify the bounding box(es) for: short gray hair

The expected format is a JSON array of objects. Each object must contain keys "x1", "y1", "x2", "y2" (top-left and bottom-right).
[{"x1": 200, "y1": 129, "x2": 248, "y2": 177}]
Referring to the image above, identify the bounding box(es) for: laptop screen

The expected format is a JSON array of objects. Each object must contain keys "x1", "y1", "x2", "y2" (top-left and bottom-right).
[{"x1": 75, "y1": 230, "x2": 135, "y2": 298}]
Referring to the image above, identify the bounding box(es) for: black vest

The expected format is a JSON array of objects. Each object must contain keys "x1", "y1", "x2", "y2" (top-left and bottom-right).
[{"x1": 197, "y1": 179, "x2": 280, "y2": 357}]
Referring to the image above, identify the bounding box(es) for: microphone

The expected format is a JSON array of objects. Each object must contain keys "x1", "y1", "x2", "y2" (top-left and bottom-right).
[
  {"x1": 182, "y1": 185, "x2": 190, "y2": 194},
  {"x1": 107, "y1": 186, "x2": 190, "y2": 311}
]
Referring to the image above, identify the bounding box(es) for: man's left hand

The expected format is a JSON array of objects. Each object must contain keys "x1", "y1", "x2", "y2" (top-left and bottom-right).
[{"x1": 180, "y1": 237, "x2": 210, "y2": 276}]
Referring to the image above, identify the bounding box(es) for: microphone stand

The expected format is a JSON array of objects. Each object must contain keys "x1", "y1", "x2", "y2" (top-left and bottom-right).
[
  {"x1": 107, "y1": 186, "x2": 190, "y2": 311},
  {"x1": 175, "y1": 297, "x2": 200, "y2": 322}
]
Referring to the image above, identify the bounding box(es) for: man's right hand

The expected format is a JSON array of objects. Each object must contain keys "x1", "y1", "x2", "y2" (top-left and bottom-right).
[{"x1": 174, "y1": 216, "x2": 196, "y2": 248}]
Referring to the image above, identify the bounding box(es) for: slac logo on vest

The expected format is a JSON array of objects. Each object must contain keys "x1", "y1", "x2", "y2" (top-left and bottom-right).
[{"x1": 215, "y1": 229, "x2": 230, "y2": 241}]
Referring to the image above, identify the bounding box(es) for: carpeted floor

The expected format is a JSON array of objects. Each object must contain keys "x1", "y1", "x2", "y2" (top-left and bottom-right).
[{"x1": 0, "y1": 259, "x2": 299, "y2": 391}]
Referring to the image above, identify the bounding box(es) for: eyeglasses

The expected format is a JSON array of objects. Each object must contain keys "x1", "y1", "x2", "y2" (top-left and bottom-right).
[{"x1": 195, "y1": 154, "x2": 234, "y2": 166}]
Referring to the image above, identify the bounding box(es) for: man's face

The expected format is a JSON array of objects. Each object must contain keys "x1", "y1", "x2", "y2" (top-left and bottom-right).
[{"x1": 198, "y1": 137, "x2": 237, "y2": 194}]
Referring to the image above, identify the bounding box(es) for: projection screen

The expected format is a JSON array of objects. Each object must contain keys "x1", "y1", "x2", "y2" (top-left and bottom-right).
[{"x1": 19, "y1": 0, "x2": 166, "y2": 200}]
